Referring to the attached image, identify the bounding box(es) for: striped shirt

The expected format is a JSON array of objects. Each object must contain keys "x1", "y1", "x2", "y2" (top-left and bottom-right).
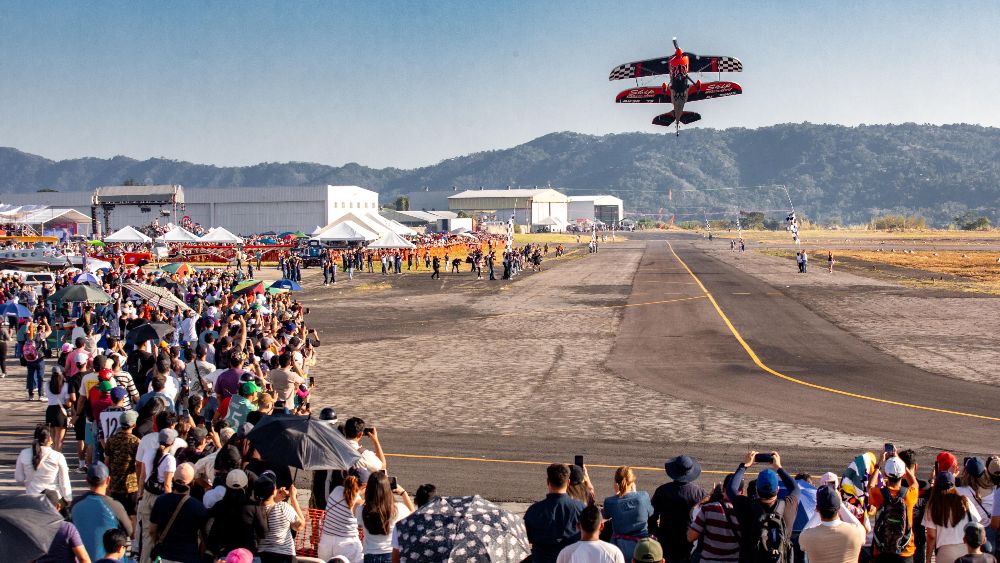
[
  {"x1": 321, "y1": 486, "x2": 360, "y2": 539},
  {"x1": 690, "y1": 501, "x2": 741, "y2": 562},
  {"x1": 258, "y1": 501, "x2": 298, "y2": 555}
]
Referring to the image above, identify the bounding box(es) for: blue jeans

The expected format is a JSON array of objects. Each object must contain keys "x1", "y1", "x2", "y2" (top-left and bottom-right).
[
  {"x1": 364, "y1": 554, "x2": 392, "y2": 563},
  {"x1": 26, "y1": 359, "x2": 44, "y2": 395}
]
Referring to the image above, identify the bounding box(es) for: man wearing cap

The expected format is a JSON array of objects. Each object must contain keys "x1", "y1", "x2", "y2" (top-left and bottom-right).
[
  {"x1": 869, "y1": 453, "x2": 920, "y2": 561},
  {"x1": 799, "y1": 484, "x2": 865, "y2": 562},
  {"x1": 650, "y1": 455, "x2": 707, "y2": 562},
  {"x1": 105, "y1": 410, "x2": 141, "y2": 523},
  {"x1": 98, "y1": 386, "x2": 130, "y2": 447},
  {"x1": 65, "y1": 337, "x2": 90, "y2": 378},
  {"x1": 224, "y1": 381, "x2": 259, "y2": 429},
  {"x1": 632, "y1": 539, "x2": 664, "y2": 563},
  {"x1": 206, "y1": 469, "x2": 267, "y2": 557},
  {"x1": 525, "y1": 463, "x2": 586, "y2": 563},
  {"x1": 70, "y1": 461, "x2": 133, "y2": 561},
  {"x1": 958, "y1": 522, "x2": 997, "y2": 563},
  {"x1": 149, "y1": 462, "x2": 209, "y2": 563},
  {"x1": 726, "y1": 451, "x2": 800, "y2": 562}
]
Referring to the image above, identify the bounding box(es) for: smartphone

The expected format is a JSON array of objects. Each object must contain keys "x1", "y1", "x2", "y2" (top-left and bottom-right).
[
  {"x1": 884, "y1": 443, "x2": 896, "y2": 456},
  {"x1": 754, "y1": 453, "x2": 774, "y2": 464},
  {"x1": 389, "y1": 476, "x2": 398, "y2": 491},
  {"x1": 363, "y1": 427, "x2": 375, "y2": 436},
  {"x1": 574, "y1": 455, "x2": 584, "y2": 468},
  {"x1": 309, "y1": 376, "x2": 315, "y2": 387}
]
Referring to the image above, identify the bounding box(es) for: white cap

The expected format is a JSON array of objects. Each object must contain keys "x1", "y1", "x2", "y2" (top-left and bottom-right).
[
  {"x1": 819, "y1": 472, "x2": 839, "y2": 487},
  {"x1": 884, "y1": 457, "x2": 907, "y2": 478}
]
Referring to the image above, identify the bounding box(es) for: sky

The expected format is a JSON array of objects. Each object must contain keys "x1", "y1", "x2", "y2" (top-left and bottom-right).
[{"x1": 1, "y1": 1, "x2": 998, "y2": 169}]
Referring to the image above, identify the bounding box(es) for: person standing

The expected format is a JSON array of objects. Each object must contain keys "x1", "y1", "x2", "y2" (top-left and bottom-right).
[
  {"x1": 798, "y1": 485, "x2": 865, "y2": 563},
  {"x1": 70, "y1": 462, "x2": 133, "y2": 562},
  {"x1": 650, "y1": 455, "x2": 707, "y2": 563},
  {"x1": 828, "y1": 251, "x2": 834, "y2": 273},
  {"x1": 431, "y1": 256, "x2": 441, "y2": 279},
  {"x1": 603, "y1": 466, "x2": 654, "y2": 561},
  {"x1": 924, "y1": 472, "x2": 982, "y2": 563},
  {"x1": 726, "y1": 451, "x2": 800, "y2": 563},
  {"x1": 15, "y1": 425, "x2": 72, "y2": 502},
  {"x1": 148, "y1": 463, "x2": 208, "y2": 563},
  {"x1": 796, "y1": 251, "x2": 804, "y2": 273},
  {"x1": 556, "y1": 504, "x2": 626, "y2": 563},
  {"x1": 869, "y1": 455, "x2": 919, "y2": 562},
  {"x1": 801, "y1": 250, "x2": 809, "y2": 273},
  {"x1": 525, "y1": 464, "x2": 586, "y2": 563}
]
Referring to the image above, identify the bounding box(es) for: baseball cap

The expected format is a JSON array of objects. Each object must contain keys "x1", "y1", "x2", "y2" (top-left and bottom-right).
[
  {"x1": 965, "y1": 521, "x2": 987, "y2": 547},
  {"x1": 87, "y1": 461, "x2": 110, "y2": 484},
  {"x1": 226, "y1": 469, "x2": 249, "y2": 490},
  {"x1": 936, "y1": 471, "x2": 956, "y2": 490},
  {"x1": 226, "y1": 548, "x2": 254, "y2": 563},
  {"x1": 119, "y1": 410, "x2": 138, "y2": 427},
  {"x1": 240, "y1": 381, "x2": 260, "y2": 396},
  {"x1": 158, "y1": 428, "x2": 178, "y2": 445},
  {"x1": 756, "y1": 469, "x2": 780, "y2": 498},
  {"x1": 219, "y1": 427, "x2": 236, "y2": 443},
  {"x1": 884, "y1": 457, "x2": 906, "y2": 478},
  {"x1": 937, "y1": 451, "x2": 958, "y2": 472},
  {"x1": 819, "y1": 472, "x2": 839, "y2": 488},
  {"x1": 816, "y1": 484, "x2": 841, "y2": 512},
  {"x1": 75, "y1": 352, "x2": 90, "y2": 365},
  {"x1": 110, "y1": 386, "x2": 128, "y2": 402},
  {"x1": 965, "y1": 456, "x2": 987, "y2": 478},
  {"x1": 569, "y1": 464, "x2": 585, "y2": 486},
  {"x1": 189, "y1": 427, "x2": 208, "y2": 441},
  {"x1": 632, "y1": 539, "x2": 663, "y2": 563},
  {"x1": 97, "y1": 380, "x2": 114, "y2": 392},
  {"x1": 61, "y1": 343, "x2": 72, "y2": 353},
  {"x1": 174, "y1": 462, "x2": 195, "y2": 485}
]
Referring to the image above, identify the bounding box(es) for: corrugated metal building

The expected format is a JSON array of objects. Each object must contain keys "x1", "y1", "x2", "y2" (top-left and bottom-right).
[
  {"x1": 0, "y1": 185, "x2": 380, "y2": 236},
  {"x1": 448, "y1": 188, "x2": 569, "y2": 227},
  {"x1": 568, "y1": 195, "x2": 624, "y2": 224}
]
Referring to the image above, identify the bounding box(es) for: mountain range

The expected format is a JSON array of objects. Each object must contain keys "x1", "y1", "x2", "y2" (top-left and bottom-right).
[{"x1": 2, "y1": 123, "x2": 999, "y2": 226}]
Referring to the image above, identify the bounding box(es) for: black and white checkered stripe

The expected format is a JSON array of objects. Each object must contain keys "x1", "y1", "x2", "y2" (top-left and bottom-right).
[
  {"x1": 716, "y1": 57, "x2": 742, "y2": 72},
  {"x1": 608, "y1": 64, "x2": 636, "y2": 81}
]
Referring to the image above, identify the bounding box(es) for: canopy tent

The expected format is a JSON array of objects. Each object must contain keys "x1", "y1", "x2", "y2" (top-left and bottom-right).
[
  {"x1": 363, "y1": 212, "x2": 418, "y2": 237},
  {"x1": 315, "y1": 212, "x2": 408, "y2": 239},
  {"x1": 367, "y1": 230, "x2": 416, "y2": 249},
  {"x1": 123, "y1": 282, "x2": 193, "y2": 313},
  {"x1": 310, "y1": 225, "x2": 324, "y2": 236},
  {"x1": 314, "y1": 220, "x2": 378, "y2": 242},
  {"x1": 198, "y1": 226, "x2": 244, "y2": 244},
  {"x1": 103, "y1": 225, "x2": 152, "y2": 243},
  {"x1": 156, "y1": 225, "x2": 200, "y2": 243}
]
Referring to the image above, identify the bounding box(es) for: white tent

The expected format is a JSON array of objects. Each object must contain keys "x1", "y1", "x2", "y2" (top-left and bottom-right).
[
  {"x1": 104, "y1": 225, "x2": 152, "y2": 243},
  {"x1": 198, "y1": 227, "x2": 244, "y2": 244},
  {"x1": 367, "y1": 230, "x2": 416, "y2": 249},
  {"x1": 364, "y1": 212, "x2": 418, "y2": 237},
  {"x1": 314, "y1": 220, "x2": 378, "y2": 242},
  {"x1": 156, "y1": 225, "x2": 200, "y2": 243},
  {"x1": 310, "y1": 225, "x2": 323, "y2": 236},
  {"x1": 315, "y1": 212, "x2": 391, "y2": 238}
]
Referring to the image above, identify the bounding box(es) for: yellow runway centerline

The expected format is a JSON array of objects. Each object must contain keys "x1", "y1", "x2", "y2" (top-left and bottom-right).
[{"x1": 666, "y1": 241, "x2": 1000, "y2": 422}]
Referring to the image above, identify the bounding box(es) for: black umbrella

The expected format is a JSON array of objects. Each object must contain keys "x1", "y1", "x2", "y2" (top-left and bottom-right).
[
  {"x1": 396, "y1": 495, "x2": 530, "y2": 563},
  {"x1": 124, "y1": 322, "x2": 174, "y2": 346},
  {"x1": 0, "y1": 494, "x2": 66, "y2": 562},
  {"x1": 247, "y1": 414, "x2": 362, "y2": 470}
]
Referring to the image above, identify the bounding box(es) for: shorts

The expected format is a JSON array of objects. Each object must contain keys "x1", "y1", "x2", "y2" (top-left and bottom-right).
[
  {"x1": 73, "y1": 414, "x2": 86, "y2": 441},
  {"x1": 84, "y1": 421, "x2": 97, "y2": 446},
  {"x1": 45, "y1": 405, "x2": 68, "y2": 428},
  {"x1": 110, "y1": 490, "x2": 138, "y2": 516}
]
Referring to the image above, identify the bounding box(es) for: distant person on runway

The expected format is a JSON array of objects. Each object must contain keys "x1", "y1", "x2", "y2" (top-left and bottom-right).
[{"x1": 828, "y1": 251, "x2": 834, "y2": 273}]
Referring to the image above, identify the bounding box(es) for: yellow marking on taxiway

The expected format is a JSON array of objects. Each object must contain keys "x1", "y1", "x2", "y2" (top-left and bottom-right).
[
  {"x1": 666, "y1": 241, "x2": 1000, "y2": 422},
  {"x1": 386, "y1": 453, "x2": 736, "y2": 476}
]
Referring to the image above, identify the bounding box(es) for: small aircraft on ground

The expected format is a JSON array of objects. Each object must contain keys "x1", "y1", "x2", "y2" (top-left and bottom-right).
[{"x1": 610, "y1": 38, "x2": 743, "y2": 135}]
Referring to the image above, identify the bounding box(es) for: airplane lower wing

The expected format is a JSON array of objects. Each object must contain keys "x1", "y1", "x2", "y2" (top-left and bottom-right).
[
  {"x1": 686, "y1": 81, "x2": 742, "y2": 102},
  {"x1": 615, "y1": 86, "x2": 671, "y2": 104}
]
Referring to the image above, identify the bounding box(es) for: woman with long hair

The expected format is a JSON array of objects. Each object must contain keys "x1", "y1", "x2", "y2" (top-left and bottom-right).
[
  {"x1": 602, "y1": 466, "x2": 655, "y2": 562},
  {"x1": 357, "y1": 472, "x2": 415, "y2": 563},
  {"x1": 44, "y1": 367, "x2": 73, "y2": 451},
  {"x1": 923, "y1": 471, "x2": 982, "y2": 562},
  {"x1": 957, "y1": 456, "x2": 996, "y2": 545},
  {"x1": 14, "y1": 425, "x2": 72, "y2": 501},
  {"x1": 319, "y1": 474, "x2": 365, "y2": 563}
]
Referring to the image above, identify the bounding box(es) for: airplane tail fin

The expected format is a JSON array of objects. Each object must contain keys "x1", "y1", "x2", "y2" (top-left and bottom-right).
[{"x1": 652, "y1": 111, "x2": 701, "y2": 127}]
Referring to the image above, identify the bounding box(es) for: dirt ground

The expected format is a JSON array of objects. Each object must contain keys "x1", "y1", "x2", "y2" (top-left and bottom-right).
[{"x1": 697, "y1": 240, "x2": 1000, "y2": 386}]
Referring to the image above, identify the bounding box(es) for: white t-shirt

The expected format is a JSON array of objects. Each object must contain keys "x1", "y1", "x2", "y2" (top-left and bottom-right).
[
  {"x1": 921, "y1": 500, "x2": 981, "y2": 547},
  {"x1": 352, "y1": 442, "x2": 384, "y2": 483},
  {"x1": 45, "y1": 382, "x2": 70, "y2": 407},
  {"x1": 355, "y1": 501, "x2": 411, "y2": 554},
  {"x1": 556, "y1": 540, "x2": 626, "y2": 563},
  {"x1": 136, "y1": 432, "x2": 187, "y2": 471},
  {"x1": 139, "y1": 448, "x2": 177, "y2": 485},
  {"x1": 957, "y1": 486, "x2": 994, "y2": 524}
]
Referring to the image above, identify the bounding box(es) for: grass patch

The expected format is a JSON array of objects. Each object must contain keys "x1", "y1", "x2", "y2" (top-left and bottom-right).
[{"x1": 514, "y1": 233, "x2": 627, "y2": 244}]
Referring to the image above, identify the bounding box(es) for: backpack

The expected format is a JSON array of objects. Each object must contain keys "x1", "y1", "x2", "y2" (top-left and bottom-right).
[
  {"x1": 22, "y1": 340, "x2": 39, "y2": 362},
  {"x1": 872, "y1": 484, "x2": 912, "y2": 555},
  {"x1": 754, "y1": 498, "x2": 791, "y2": 563}
]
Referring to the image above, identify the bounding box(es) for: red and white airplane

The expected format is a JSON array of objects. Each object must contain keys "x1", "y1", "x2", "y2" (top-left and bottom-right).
[{"x1": 610, "y1": 38, "x2": 743, "y2": 135}]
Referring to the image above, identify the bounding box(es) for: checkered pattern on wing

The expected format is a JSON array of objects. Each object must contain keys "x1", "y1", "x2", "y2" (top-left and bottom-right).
[
  {"x1": 608, "y1": 63, "x2": 636, "y2": 80},
  {"x1": 716, "y1": 57, "x2": 743, "y2": 72}
]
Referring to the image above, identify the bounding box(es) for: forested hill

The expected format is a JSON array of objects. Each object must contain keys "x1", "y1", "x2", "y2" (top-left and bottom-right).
[{"x1": 2, "y1": 123, "x2": 998, "y2": 225}]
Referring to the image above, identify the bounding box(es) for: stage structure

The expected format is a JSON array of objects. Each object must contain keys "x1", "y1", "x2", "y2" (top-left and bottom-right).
[{"x1": 91, "y1": 185, "x2": 185, "y2": 237}]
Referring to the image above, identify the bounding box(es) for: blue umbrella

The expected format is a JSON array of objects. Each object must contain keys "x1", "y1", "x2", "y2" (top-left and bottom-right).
[
  {"x1": 0, "y1": 301, "x2": 31, "y2": 318},
  {"x1": 260, "y1": 237, "x2": 277, "y2": 244},
  {"x1": 271, "y1": 279, "x2": 302, "y2": 291},
  {"x1": 73, "y1": 272, "x2": 101, "y2": 285}
]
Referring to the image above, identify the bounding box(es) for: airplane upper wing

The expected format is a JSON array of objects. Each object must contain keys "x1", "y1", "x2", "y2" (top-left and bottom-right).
[{"x1": 609, "y1": 53, "x2": 742, "y2": 80}]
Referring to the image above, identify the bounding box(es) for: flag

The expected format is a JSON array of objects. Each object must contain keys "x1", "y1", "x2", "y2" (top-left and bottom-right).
[{"x1": 841, "y1": 452, "x2": 878, "y2": 500}]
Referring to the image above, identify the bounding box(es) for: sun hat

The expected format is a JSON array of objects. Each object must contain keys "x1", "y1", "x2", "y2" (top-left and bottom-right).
[{"x1": 665, "y1": 455, "x2": 702, "y2": 483}]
